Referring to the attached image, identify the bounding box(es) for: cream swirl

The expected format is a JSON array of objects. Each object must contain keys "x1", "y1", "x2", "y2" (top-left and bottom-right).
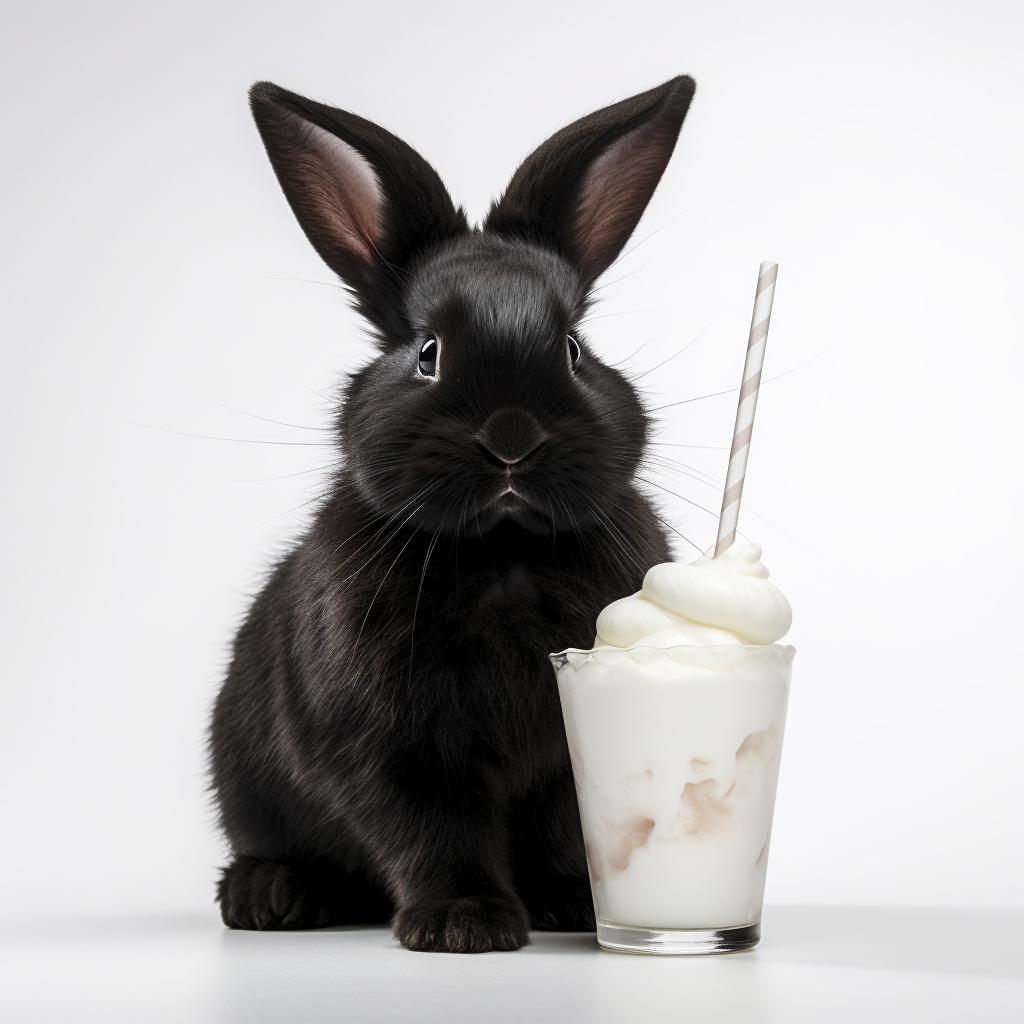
[{"x1": 594, "y1": 542, "x2": 792, "y2": 648}]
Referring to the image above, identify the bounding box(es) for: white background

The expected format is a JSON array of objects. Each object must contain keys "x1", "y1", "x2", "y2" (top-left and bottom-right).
[{"x1": 1, "y1": 0, "x2": 1021, "y2": 925}]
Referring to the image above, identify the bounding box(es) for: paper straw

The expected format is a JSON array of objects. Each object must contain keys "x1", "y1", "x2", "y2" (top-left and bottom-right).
[{"x1": 714, "y1": 261, "x2": 778, "y2": 558}]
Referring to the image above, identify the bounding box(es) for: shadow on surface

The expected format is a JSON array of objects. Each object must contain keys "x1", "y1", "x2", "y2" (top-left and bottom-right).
[{"x1": 761, "y1": 905, "x2": 1022, "y2": 979}]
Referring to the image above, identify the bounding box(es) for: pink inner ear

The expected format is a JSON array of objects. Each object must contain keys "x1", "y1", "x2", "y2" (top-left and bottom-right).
[
  {"x1": 573, "y1": 119, "x2": 674, "y2": 281},
  {"x1": 293, "y1": 117, "x2": 383, "y2": 264}
]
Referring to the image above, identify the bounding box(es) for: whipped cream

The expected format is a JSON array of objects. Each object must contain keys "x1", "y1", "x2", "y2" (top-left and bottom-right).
[{"x1": 594, "y1": 542, "x2": 792, "y2": 648}]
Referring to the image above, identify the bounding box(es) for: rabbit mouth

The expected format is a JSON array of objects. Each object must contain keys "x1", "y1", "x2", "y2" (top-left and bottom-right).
[
  {"x1": 495, "y1": 482, "x2": 524, "y2": 501},
  {"x1": 476, "y1": 482, "x2": 550, "y2": 535},
  {"x1": 489, "y1": 483, "x2": 532, "y2": 515}
]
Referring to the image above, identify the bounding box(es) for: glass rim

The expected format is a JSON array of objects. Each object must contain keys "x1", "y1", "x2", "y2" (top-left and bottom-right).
[{"x1": 549, "y1": 642, "x2": 796, "y2": 671}]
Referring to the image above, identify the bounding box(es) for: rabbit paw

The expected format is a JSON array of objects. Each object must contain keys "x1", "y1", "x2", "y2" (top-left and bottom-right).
[
  {"x1": 217, "y1": 856, "x2": 335, "y2": 930},
  {"x1": 393, "y1": 894, "x2": 530, "y2": 953}
]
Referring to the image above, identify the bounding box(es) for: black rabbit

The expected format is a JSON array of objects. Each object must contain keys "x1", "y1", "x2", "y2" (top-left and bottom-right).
[{"x1": 210, "y1": 75, "x2": 695, "y2": 953}]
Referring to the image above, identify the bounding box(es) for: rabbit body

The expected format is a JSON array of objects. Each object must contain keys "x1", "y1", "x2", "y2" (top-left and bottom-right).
[{"x1": 210, "y1": 77, "x2": 695, "y2": 952}]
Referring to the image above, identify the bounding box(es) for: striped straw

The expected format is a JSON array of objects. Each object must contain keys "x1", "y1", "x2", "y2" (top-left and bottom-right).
[{"x1": 714, "y1": 261, "x2": 779, "y2": 558}]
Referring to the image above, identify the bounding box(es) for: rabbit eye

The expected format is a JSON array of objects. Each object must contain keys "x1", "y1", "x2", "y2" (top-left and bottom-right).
[
  {"x1": 567, "y1": 334, "x2": 581, "y2": 369},
  {"x1": 418, "y1": 335, "x2": 439, "y2": 377}
]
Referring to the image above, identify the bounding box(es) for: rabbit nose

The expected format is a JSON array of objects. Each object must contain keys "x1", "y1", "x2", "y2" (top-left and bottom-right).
[{"x1": 476, "y1": 408, "x2": 548, "y2": 466}]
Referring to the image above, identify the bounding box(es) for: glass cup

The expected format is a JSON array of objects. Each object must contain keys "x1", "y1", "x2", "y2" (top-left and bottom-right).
[{"x1": 550, "y1": 643, "x2": 795, "y2": 955}]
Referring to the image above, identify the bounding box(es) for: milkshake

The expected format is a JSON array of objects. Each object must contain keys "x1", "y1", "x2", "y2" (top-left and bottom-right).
[{"x1": 551, "y1": 542, "x2": 794, "y2": 954}]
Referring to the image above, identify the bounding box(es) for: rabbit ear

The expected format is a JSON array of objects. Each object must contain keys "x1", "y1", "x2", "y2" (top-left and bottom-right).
[
  {"x1": 485, "y1": 76, "x2": 695, "y2": 288},
  {"x1": 249, "y1": 82, "x2": 467, "y2": 328}
]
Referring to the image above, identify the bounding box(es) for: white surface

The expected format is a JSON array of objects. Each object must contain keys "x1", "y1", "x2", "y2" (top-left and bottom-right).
[
  {"x1": 2, "y1": 908, "x2": 1021, "y2": 1023},
  {"x1": 1, "y1": 0, "x2": 1023, "y2": 925}
]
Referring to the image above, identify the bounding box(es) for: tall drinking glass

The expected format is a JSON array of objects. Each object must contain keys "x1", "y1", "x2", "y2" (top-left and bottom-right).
[{"x1": 550, "y1": 643, "x2": 794, "y2": 955}]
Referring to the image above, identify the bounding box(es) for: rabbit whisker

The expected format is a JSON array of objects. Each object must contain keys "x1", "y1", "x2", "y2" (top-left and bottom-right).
[
  {"x1": 351, "y1": 513, "x2": 425, "y2": 655},
  {"x1": 629, "y1": 307, "x2": 722, "y2": 380},
  {"x1": 159, "y1": 372, "x2": 330, "y2": 432},
  {"x1": 593, "y1": 240, "x2": 669, "y2": 291},
  {"x1": 648, "y1": 507, "x2": 704, "y2": 556},
  {"x1": 244, "y1": 275, "x2": 347, "y2": 291},
  {"x1": 609, "y1": 313, "x2": 671, "y2": 368},
  {"x1": 222, "y1": 463, "x2": 338, "y2": 483},
  {"x1": 408, "y1": 528, "x2": 442, "y2": 683},
  {"x1": 650, "y1": 441, "x2": 728, "y2": 450},
  {"x1": 135, "y1": 422, "x2": 333, "y2": 446},
  {"x1": 650, "y1": 349, "x2": 832, "y2": 413},
  {"x1": 638, "y1": 476, "x2": 720, "y2": 520},
  {"x1": 599, "y1": 192, "x2": 704, "y2": 276}
]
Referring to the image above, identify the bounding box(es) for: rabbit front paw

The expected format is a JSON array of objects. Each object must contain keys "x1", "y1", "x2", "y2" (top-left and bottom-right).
[
  {"x1": 393, "y1": 894, "x2": 530, "y2": 953},
  {"x1": 217, "y1": 856, "x2": 334, "y2": 930}
]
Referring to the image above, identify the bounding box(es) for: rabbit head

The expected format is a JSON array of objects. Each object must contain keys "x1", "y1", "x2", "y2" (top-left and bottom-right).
[{"x1": 249, "y1": 77, "x2": 695, "y2": 537}]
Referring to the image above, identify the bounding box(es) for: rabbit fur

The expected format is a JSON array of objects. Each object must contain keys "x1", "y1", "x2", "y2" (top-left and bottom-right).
[{"x1": 210, "y1": 75, "x2": 695, "y2": 953}]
